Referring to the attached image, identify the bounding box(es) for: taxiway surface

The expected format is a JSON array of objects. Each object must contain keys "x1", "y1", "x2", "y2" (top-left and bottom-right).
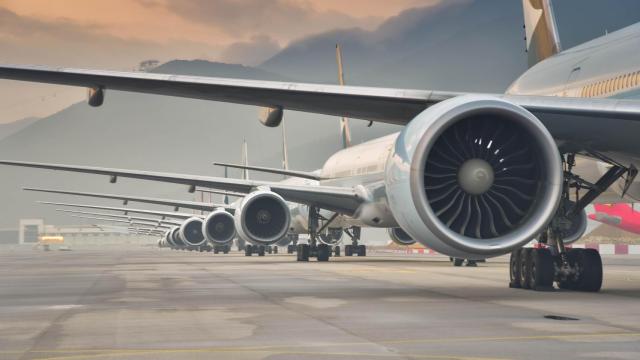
[{"x1": 1, "y1": 247, "x2": 639, "y2": 360}]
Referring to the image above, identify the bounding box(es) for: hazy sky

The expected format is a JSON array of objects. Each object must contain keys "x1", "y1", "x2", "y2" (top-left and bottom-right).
[{"x1": 0, "y1": 0, "x2": 440, "y2": 124}]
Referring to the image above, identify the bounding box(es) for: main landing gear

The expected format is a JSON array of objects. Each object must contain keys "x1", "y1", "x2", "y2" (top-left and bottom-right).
[
  {"x1": 343, "y1": 226, "x2": 366, "y2": 257},
  {"x1": 510, "y1": 153, "x2": 636, "y2": 292},
  {"x1": 297, "y1": 206, "x2": 346, "y2": 262},
  {"x1": 244, "y1": 244, "x2": 276, "y2": 257},
  {"x1": 212, "y1": 244, "x2": 231, "y2": 254}
]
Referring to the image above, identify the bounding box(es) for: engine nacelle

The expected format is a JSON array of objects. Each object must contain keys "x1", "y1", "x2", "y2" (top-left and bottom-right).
[
  {"x1": 87, "y1": 87, "x2": 105, "y2": 107},
  {"x1": 559, "y1": 208, "x2": 588, "y2": 245},
  {"x1": 170, "y1": 226, "x2": 184, "y2": 247},
  {"x1": 259, "y1": 106, "x2": 284, "y2": 127},
  {"x1": 385, "y1": 95, "x2": 563, "y2": 259},
  {"x1": 234, "y1": 190, "x2": 291, "y2": 245},
  {"x1": 179, "y1": 217, "x2": 206, "y2": 246},
  {"x1": 387, "y1": 227, "x2": 416, "y2": 246},
  {"x1": 203, "y1": 210, "x2": 236, "y2": 245}
]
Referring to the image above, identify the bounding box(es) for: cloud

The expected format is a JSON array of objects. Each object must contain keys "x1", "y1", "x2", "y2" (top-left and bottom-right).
[
  {"x1": 0, "y1": 7, "x2": 216, "y2": 67},
  {"x1": 219, "y1": 35, "x2": 281, "y2": 66},
  {"x1": 0, "y1": 6, "x2": 219, "y2": 123},
  {"x1": 158, "y1": 0, "x2": 382, "y2": 42}
]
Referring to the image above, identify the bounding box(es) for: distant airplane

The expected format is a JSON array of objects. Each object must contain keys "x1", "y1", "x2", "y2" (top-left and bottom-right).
[
  {"x1": 1, "y1": 0, "x2": 640, "y2": 292},
  {"x1": 590, "y1": 203, "x2": 640, "y2": 235}
]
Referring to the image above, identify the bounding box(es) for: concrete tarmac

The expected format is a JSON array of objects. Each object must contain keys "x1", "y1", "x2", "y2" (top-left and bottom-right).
[{"x1": 1, "y1": 247, "x2": 639, "y2": 360}]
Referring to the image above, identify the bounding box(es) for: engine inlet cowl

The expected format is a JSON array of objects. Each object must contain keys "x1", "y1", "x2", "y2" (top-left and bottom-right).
[
  {"x1": 388, "y1": 227, "x2": 416, "y2": 246},
  {"x1": 203, "y1": 210, "x2": 236, "y2": 245},
  {"x1": 385, "y1": 95, "x2": 562, "y2": 258},
  {"x1": 179, "y1": 217, "x2": 206, "y2": 247},
  {"x1": 235, "y1": 190, "x2": 291, "y2": 245}
]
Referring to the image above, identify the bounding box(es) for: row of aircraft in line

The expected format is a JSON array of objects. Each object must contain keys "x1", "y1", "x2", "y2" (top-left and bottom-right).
[{"x1": 1, "y1": 0, "x2": 640, "y2": 292}]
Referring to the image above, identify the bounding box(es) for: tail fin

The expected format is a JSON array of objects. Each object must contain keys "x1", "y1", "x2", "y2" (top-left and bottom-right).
[
  {"x1": 281, "y1": 117, "x2": 289, "y2": 172},
  {"x1": 522, "y1": 0, "x2": 562, "y2": 67},
  {"x1": 223, "y1": 166, "x2": 229, "y2": 205},
  {"x1": 335, "y1": 44, "x2": 352, "y2": 149},
  {"x1": 241, "y1": 138, "x2": 249, "y2": 180}
]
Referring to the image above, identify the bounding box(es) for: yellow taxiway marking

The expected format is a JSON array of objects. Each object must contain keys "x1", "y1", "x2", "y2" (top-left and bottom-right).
[{"x1": 3, "y1": 332, "x2": 639, "y2": 359}]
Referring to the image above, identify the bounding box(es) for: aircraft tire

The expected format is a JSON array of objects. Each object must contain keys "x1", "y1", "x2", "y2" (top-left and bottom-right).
[
  {"x1": 530, "y1": 248, "x2": 554, "y2": 290},
  {"x1": 519, "y1": 248, "x2": 533, "y2": 289},
  {"x1": 317, "y1": 244, "x2": 330, "y2": 262}
]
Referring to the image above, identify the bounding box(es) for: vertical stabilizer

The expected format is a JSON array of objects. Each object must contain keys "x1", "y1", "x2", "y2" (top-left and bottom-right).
[
  {"x1": 281, "y1": 117, "x2": 290, "y2": 173},
  {"x1": 241, "y1": 138, "x2": 249, "y2": 180},
  {"x1": 522, "y1": 0, "x2": 562, "y2": 67},
  {"x1": 223, "y1": 166, "x2": 229, "y2": 205},
  {"x1": 336, "y1": 44, "x2": 352, "y2": 149}
]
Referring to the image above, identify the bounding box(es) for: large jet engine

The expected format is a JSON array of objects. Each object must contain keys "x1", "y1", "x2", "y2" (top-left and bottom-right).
[
  {"x1": 178, "y1": 217, "x2": 207, "y2": 247},
  {"x1": 170, "y1": 226, "x2": 185, "y2": 247},
  {"x1": 203, "y1": 209, "x2": 236, "y2": 245},
  {"x1": 387, "y1": 227, "x2": 416, "y2": 246},
  {"x1": 234, "y1": 190, "x2": 291, "y2": 245},
  {"x1": 385, "y1": 95, "x2": 563, "y2": 259},
  {"x1": 558, "y1": 207, "x2": 588, "y2": 245}
]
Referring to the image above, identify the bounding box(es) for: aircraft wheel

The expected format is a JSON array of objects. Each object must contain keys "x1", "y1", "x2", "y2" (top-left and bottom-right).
[
  {"x1": 558, "y1": 249, "x2": 580, "y2": 290},
  {"x1": 575, "y1": 249, "x2": 603, "y2": 292},
  {"x1": 453, "y1": 258, "x2": 464, "y2": 267},
  {"x1": 519, "y1": 248, "x2": 533, "y2": 289},
  {"x1": 297, "y1": 244, "x2": 310, "y2": 261},
  {"x1": 345, "y1": 245, "x2": 353, "y2": 257},
  {"x1": 245, "y1": 245, "x2": 253, "y2": 257},
  {"x1": 529, "y1": 248, "x2": 554, "y2": 291},
  {"x1": 334, "y1": 246, "x2": 341, "y2": 257},
  {"x1": 317, "y1": 244, "x2": 330, "y2": 262},
  {"x1": 509, "y1": 250, "x2": 522, "y2": 288},
  {"x1": 273, "y1": 246, "x2": 278, "y2": 254},
  {"x1": 258, "y1": 246, "x2": 266, "y2": 256},
  {"x1": 357, "y1": 245, "x2": 366, "y2": 257}
]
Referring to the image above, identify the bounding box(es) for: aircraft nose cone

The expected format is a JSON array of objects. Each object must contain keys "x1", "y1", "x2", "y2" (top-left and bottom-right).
[{"x1": 458, "y1": 158, "x2": 494, "y2": 195}]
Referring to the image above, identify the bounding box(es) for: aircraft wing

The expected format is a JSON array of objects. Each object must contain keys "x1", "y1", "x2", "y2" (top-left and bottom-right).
[
  {"x1": 0, "y1": 65, "x2": 452, "y2": 125},
  {"x1": 24, "y1": 187, "x2": 228, "y2": 213},
  {"x1": 56, "y1": 209, "x2": 183, "y2": 226},
  {"x1": 39, "y1": 201, "x2": 201, "y2": 220},
  {"x1": 11, "y1": 163, "x2": 363, "y2": 214},
  {"x1": 70, "y1": 215, "x2": 174, "y2": 229},
  {"x1": 2, "y1": 65, "x2": 640, "y2": 158}
]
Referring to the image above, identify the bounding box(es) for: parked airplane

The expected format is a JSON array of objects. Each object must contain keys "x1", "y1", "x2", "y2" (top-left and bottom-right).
[
  {"x1": 590, "y1": 203, "x2": 640, "y2": 235},
  {"x1": 2, "y1": 0, "x2": 640, "y2": 292}
]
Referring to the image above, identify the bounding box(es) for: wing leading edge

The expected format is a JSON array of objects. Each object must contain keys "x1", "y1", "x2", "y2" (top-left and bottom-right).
[
  {"x1": 3, "y1": 65, "x2": 640, "y2": 161},
  {"x1": 4, "y1": 161, "x2": 363, "y2": 214}
]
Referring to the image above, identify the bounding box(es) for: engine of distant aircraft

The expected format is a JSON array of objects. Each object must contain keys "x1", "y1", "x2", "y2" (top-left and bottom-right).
[
  {"x1": 179, "y1": 217, "x2": 207, "y2": 247},
  {"x1": 235, "y1": 190, "x2": 291, "y2": 245},
  {"x1": 388, "y1": 227, "x2": 416, "y2": 246},
  {"x1": 385, "y1": 95, "x2": 563, "y2": 259},
  {"x1": 203, "y1": 210, "x2": 236, "y2": 245},
  {"x1": 555, "y1": 203, "x2": 588, "y2": 245},
  {"x1": 170, "y1": 226, "x2": 184, "y2": 247}
]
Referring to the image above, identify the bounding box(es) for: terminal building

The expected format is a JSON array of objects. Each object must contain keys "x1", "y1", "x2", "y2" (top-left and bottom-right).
[{"x1": 0, "y1": 219, "x2": 160, "y2": 247}]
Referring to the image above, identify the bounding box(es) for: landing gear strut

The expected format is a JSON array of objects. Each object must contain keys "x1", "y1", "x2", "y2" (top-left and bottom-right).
[
  {"x1": 344, "y1": 226, "x2": 366, "y2": 257},
  {"x1": 510, "y1": 153, "x2": 635, "y2": 292},
  {"x1": 298, "y1": 206, "x2": 342, "y2": 262}
]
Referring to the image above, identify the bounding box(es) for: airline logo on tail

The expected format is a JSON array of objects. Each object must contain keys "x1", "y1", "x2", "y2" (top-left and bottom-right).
[{"x1": 522, "y1": 0, "x2": 562, "y2": 67}]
